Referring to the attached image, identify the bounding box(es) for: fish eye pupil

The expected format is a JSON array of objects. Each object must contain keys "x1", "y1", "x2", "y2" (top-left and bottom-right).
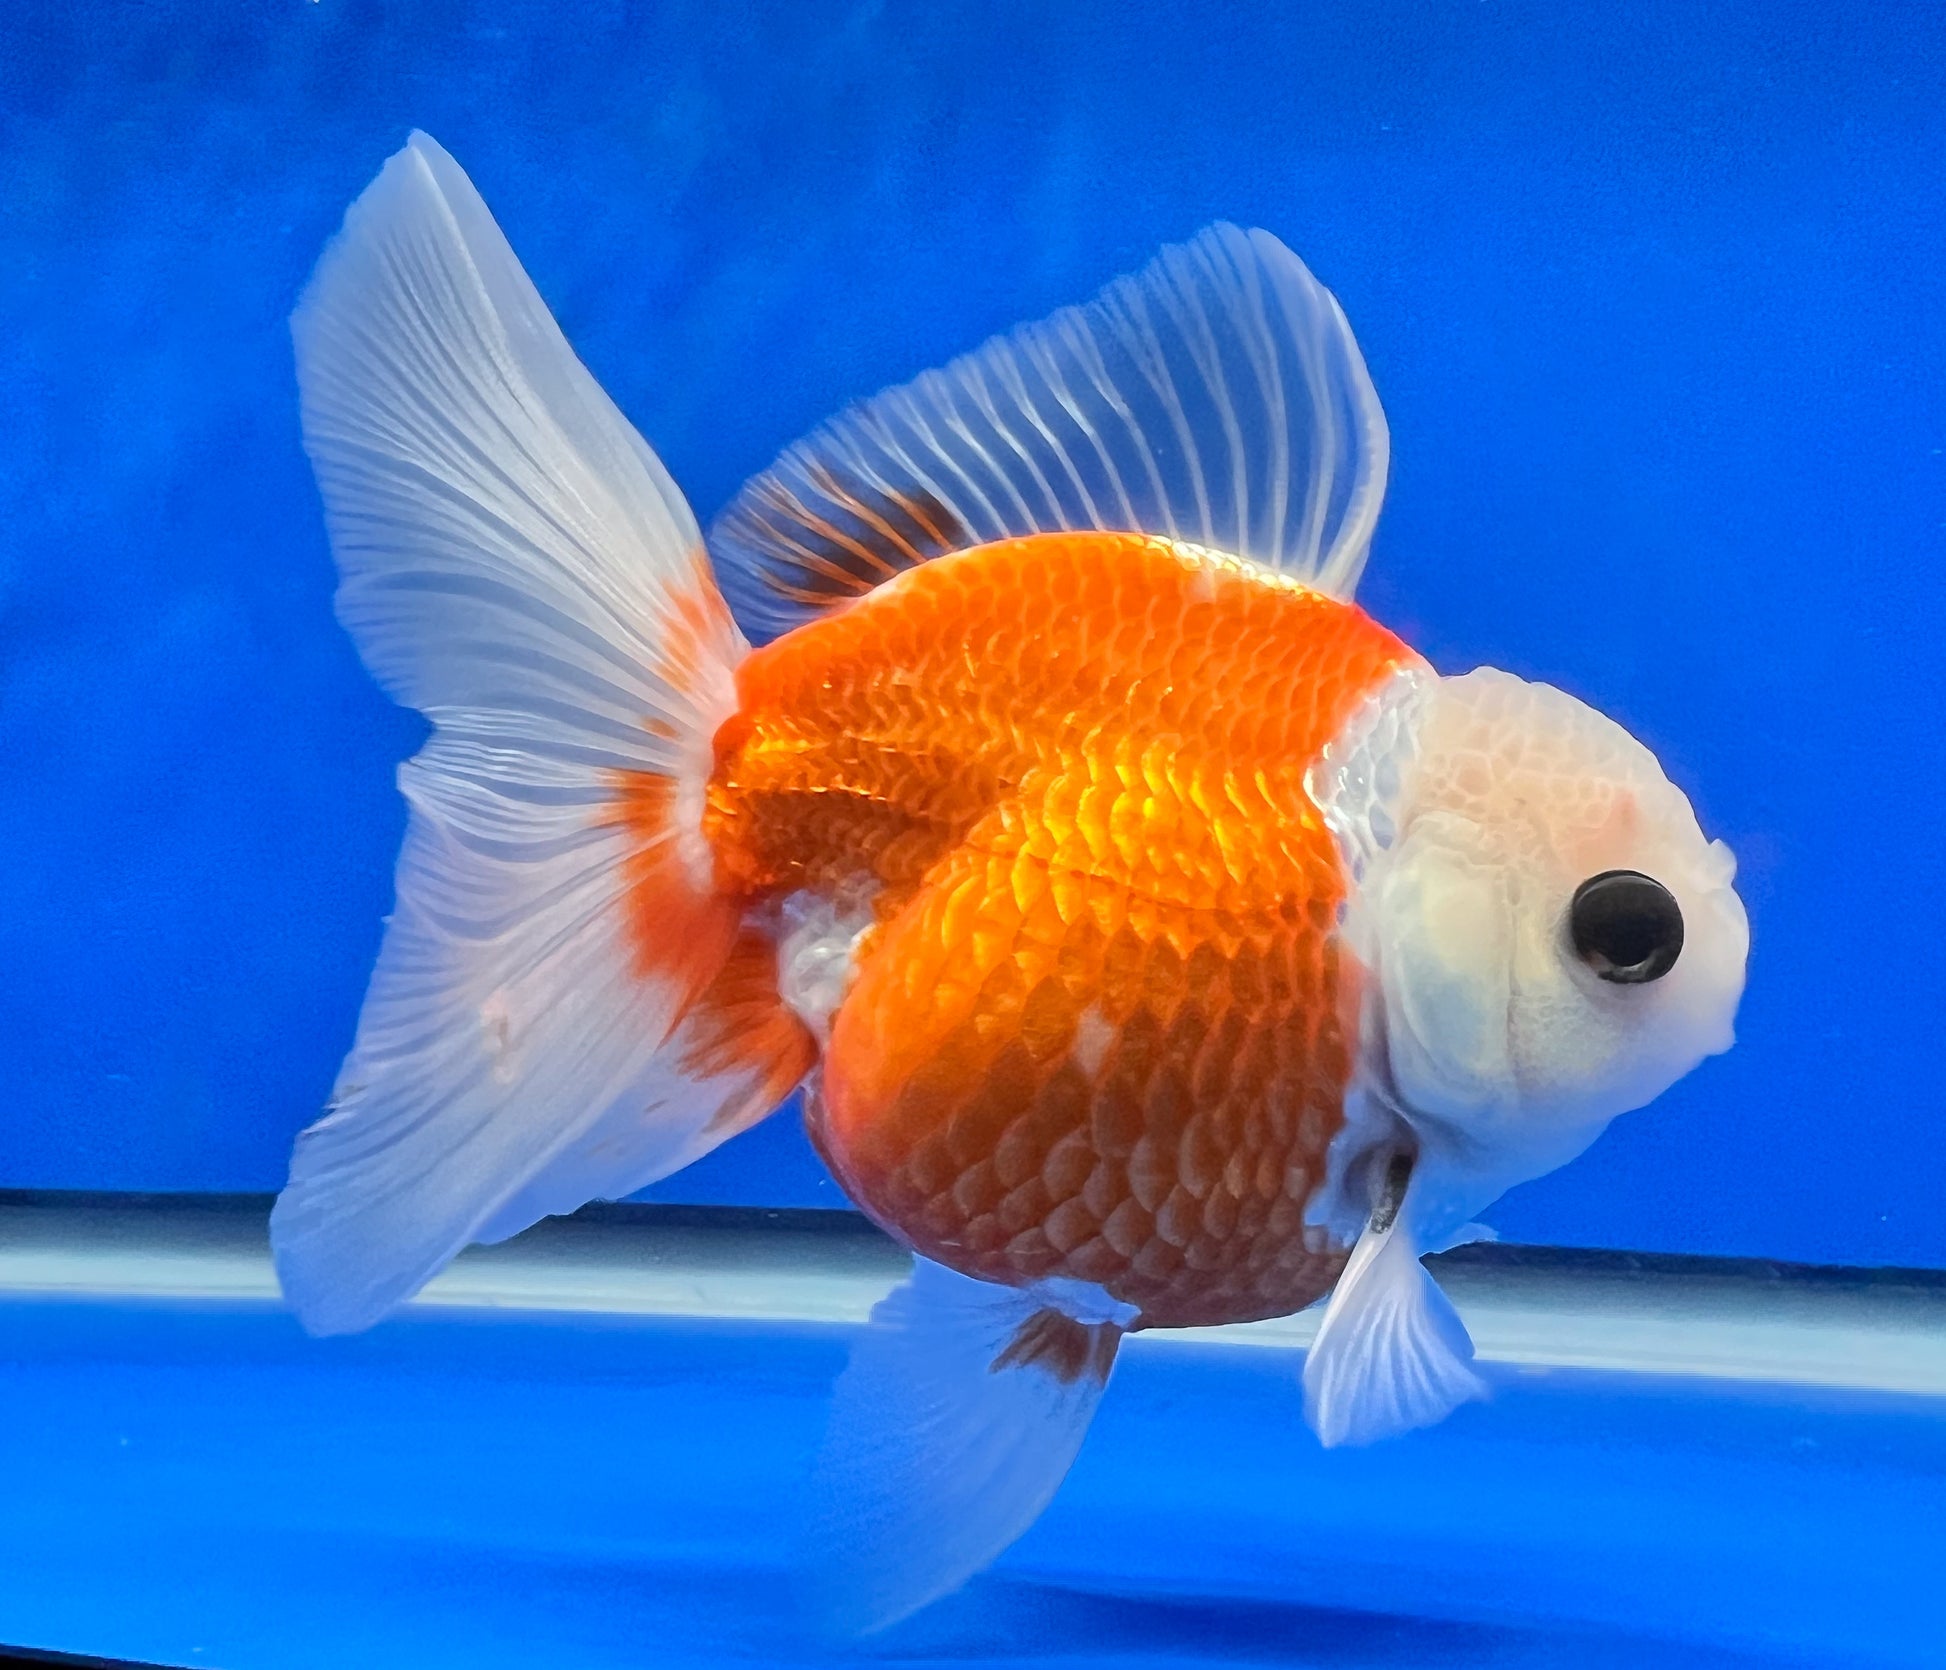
[{"x1": 1568, "y1": 870, "x2": 1684, "y2": 984}]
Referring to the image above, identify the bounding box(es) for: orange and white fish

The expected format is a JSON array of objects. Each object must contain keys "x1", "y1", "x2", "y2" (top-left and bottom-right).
[{"x1": 273, "y1": 134, "x2": 1750, "y2": 1630}]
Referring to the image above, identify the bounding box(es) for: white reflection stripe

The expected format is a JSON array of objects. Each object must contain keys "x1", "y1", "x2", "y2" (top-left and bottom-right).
[{"x1": 5, "y1": 1204, "x2": 1946, "y2": 1397}]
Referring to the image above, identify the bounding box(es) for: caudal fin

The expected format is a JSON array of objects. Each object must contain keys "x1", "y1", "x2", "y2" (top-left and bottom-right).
[
  {"x1": 804, "y1": 1260, "x2": 1128, "y2": 1636},
  {"x1": 273, "y1": 133, "x2": 812, "y2": 1337}
]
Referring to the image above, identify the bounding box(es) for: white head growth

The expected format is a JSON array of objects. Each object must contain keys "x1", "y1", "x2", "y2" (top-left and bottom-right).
[{"x1": 1370, "y1": 667, "x2": 1749, "y2": 1207}]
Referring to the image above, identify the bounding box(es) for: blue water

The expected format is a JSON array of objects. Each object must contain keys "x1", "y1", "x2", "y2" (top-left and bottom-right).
[
  {"x1": 3, "y1": 6, "x2": 1945, "y2": 1666},
  {"x1": 2, "y1": 0, "x2": 1943, "y2": 1265},
  {"x1": 3, "y1": 1296, "x2": 1940, "y2": 1670}
]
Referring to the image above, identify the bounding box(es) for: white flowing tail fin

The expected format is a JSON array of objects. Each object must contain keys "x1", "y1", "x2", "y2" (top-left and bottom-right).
[
  {"x1": 273, "y1": 133, "x2": 813, "y2": 1337},
  {"x1": 804, "y1": 1260, "x2": 1129, "y2": 1636}
]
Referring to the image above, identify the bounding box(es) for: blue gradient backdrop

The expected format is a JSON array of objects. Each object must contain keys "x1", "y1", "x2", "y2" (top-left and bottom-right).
[{"x1": 2, "y1": 0, "x2": 1941, "y2": 1262}]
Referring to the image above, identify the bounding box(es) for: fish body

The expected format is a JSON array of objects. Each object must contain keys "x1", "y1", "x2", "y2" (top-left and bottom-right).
[
  {"x1": 695, "y1": 531, "x2": 1412, "y2": 1327},
  {"x1": 274, "y1": 134, "x2": 1750, "y2": 1634}
]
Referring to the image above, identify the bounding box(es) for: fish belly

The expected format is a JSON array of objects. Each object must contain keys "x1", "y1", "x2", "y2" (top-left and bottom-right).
[{"x1": 704, "y1": 531, "x2": 1413, "y2": 1328}]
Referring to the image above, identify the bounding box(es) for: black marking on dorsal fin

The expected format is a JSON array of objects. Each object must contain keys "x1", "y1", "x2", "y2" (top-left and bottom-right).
[{"x1": 710, "y1": 458, "x2": 966, "y2": 639}]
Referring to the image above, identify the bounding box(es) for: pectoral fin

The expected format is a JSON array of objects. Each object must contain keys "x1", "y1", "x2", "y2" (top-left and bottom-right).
[{"x1": 1301, "y1": 1159, "x2": 1488, "y2": 1447}]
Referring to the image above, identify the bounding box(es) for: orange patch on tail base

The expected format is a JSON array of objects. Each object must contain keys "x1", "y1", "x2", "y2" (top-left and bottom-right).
[
  {"x1": 598, "y1": 548, "x2": 750, "y2": 987},
  {"x1": 677, "y1": 928, "x2": 818, "y2": 1132},
  {"x1": 594, "y1": 804, "x2": 813, "y2": 1159},
  {"x1": 991, "y1": 1307, "x2": 1122, "y2": 1387},
  {"x1": 600, "y1": 771, "x2": 737, "y2": 987}
]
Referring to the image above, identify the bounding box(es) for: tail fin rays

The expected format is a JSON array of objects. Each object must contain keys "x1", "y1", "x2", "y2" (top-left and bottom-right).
[{"x1": 274, "y1": 133, "x2": 787, "y2": 1336}]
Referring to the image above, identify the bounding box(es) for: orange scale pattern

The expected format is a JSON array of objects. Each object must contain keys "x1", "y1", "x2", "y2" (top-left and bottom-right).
[{"x1": 700, "y1": 531, "x2": 1415, "y2": 1329}]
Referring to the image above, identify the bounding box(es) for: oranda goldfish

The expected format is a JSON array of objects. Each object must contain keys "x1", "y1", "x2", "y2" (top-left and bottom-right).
[{"x1": 274, "y1": 133, "x2": 1750, "y2": 1631}]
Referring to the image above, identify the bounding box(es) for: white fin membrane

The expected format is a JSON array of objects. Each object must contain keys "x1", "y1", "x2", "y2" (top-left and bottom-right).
[
  {"x1": 804, "y1": 1259, "x2": 1126, "y2": 1636},
  {"x1": 710, "y1": 223, "x2": 1389, "y2": 640},
  {"x1": 1301, "y1": 1194, "x2": 1488, "y2": 1448},
  {"x1": 275, "y1": 133, "x2": 773, "y2": 1335}
]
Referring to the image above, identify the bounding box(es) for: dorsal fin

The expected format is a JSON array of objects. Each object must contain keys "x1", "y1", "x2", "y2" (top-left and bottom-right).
[{"x1": 709, "y1": 223, "x2": 1390, "y2": 642}]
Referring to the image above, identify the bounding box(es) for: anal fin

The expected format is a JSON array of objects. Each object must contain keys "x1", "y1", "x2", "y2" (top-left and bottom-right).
[{"x1": 803, "y1": 1259, "x2": 1128, "y2": 1635}]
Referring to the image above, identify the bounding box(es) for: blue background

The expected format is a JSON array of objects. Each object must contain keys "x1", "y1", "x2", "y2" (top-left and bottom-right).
[
  {"x1": 2, "y1": 0, "x2": 1940, "y2": 1264},
  {"x1": 6, "y1": 1300, "x2": 1942, "y2": 1668}
]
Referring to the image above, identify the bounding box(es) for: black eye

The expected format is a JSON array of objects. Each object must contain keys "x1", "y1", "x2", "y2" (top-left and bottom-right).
[{"x1": 1568, "y1": 870, "x2": 1684, "y2": 984}]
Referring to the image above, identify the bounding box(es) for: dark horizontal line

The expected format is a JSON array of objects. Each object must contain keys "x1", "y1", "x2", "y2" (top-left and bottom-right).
[
  {"x1": 2, "y1": 1188, "x2": 1942, "y2": 1296},
  {"x1": 0, "y1": 1647, "x2": 192, "y2": 1670},
  {"x1": 0, "y1": 1188, "x2": 888, "y2": 1240},
  {"x1": 0, "y1": 1189, "x2": 286, "y2": 1218},
  {"x1": 1427, "y1": 1238, "x2": 1946, "y2": 1294}
]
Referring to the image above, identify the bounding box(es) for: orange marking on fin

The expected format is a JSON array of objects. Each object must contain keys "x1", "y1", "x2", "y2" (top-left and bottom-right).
[
  {"x1": 737, "y1": 464, "x2": 968, "y2": 611},
  {"x1": 594, "y1": 546, "x2": 752, "y2": 981},
  {"x1": 805, "y1": 461, "x2": 960, "y2": 564},
  {"x1": 599, "y1": 771, "x2": 736, "y2": 986},
  {"x1": 676, "y1": 928, "x2": 818, "y2": 1128},
  {"x1": 654, "y1": 549, "x2": 743, "y2": 696},
  {"x1": 990, "y1": 1307, "x2": 1121, "y2": 1387},
  {"x1": 756, "y1": 478, "x2": 906, "y2": 582}
]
